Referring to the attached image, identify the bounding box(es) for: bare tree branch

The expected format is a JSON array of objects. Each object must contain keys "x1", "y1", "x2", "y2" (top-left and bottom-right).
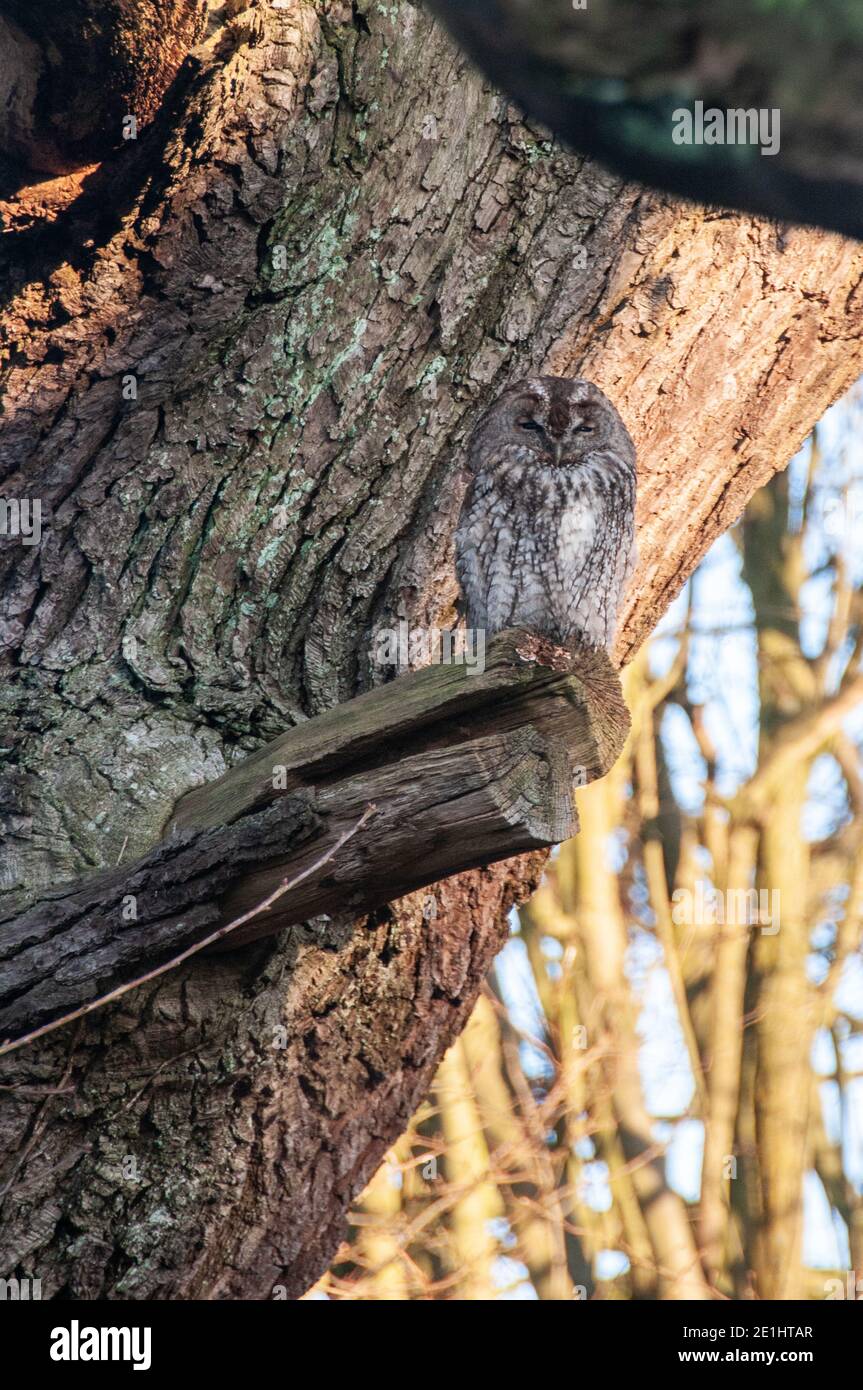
[
  {"x1": 428, "y1": 0, "x2": 863, "y2": 238},
  {"x1": 0, "y1": 632, "x2": 629, "y2": 1054}
]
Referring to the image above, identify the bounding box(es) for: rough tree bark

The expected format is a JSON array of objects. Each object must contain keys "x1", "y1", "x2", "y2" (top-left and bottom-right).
[{"x1": 2, "y1": 0, "x2": 863, "y2": 1299}]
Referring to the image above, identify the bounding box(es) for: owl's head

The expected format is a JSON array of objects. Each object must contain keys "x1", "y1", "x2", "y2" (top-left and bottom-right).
[{"x1": 468, "y1": 375, "x2": 634, "y2": 471}]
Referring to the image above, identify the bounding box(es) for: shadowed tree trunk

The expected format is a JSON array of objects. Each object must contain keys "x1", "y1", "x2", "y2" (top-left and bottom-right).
[
  {"x1": 2, "y1": 0, "x2": 863, "y2": 1300},
  {"x1": 0, "y1": 0, "x2": 210, "y2": 176}
]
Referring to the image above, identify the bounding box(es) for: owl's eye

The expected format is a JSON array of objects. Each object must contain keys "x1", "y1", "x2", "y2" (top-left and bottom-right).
[
  {"x1": 517, "y1": 419, "x2": 543, "y2": 433},
  {"x1": 574, "y1": 423, "x2": 595, "y2": 433}
]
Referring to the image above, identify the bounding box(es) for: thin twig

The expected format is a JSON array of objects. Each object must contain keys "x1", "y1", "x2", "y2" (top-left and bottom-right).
[
  {"x1": 0, "y1": 1083, "x2": 76, "y2": 1097},
  {"x1": 0, "y1": 805, "x2": 377, "y2": 1060},
  {"x1": 117, "y1": 1044, "x2": 206, "y2": 1115}
]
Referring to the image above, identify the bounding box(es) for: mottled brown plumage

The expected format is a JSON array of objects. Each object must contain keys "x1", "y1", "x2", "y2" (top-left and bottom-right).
[{"x1": 455, "y1": 376, "x2": 636, "y2": 650}]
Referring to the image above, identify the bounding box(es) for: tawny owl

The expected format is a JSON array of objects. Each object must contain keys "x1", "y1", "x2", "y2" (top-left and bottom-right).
[{"x1": 455, "y1": 376, "x2": 636, "y2": 651}]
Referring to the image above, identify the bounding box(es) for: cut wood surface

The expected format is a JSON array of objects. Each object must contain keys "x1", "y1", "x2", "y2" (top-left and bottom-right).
[{"x1": 0, "y1": 631, "x2": 629, "y2": 1053}]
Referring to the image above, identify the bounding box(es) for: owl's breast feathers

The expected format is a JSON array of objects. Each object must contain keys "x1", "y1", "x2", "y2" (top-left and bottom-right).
[{"x1": 455, "y1": 450, "x2": 635, "y2": 650}]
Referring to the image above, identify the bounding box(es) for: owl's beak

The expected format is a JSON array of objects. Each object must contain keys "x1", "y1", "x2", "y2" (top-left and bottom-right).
[{"x1": 552, "y1": 440, "x2": 564, "y2": 466}]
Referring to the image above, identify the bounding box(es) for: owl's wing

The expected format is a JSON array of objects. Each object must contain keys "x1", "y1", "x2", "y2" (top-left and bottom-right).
[
  {"x1": 604, "y1": 452, "x2": 637, "y2": 645},
  {"x1": 619, "y1": 516, "x2": 637, "y2": 592},
  {"x1": 454, "y1": 497, "x2": 490, "y2": 633}
]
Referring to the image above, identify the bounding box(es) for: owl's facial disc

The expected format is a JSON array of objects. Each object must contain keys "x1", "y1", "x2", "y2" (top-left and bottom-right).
[
  {"x1": 554, "y1": 400, "x2": 598, "y2": 464},
  {"x1": 511, "y1": 390, "x2": 599, "y2": 465}
]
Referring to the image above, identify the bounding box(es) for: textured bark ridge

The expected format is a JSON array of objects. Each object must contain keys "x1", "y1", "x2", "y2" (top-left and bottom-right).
[
  {"x1": 3, "y1": 0, "x2": 863, "y2": 1299},
  {"x1": 0, "y1": 633, "x2": 628, "y2": 1052}
]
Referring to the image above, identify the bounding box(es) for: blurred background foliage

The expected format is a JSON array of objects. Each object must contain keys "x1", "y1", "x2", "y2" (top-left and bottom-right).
[{"x1": 313, "y1": 386, "x2": 863, "y2": 1300}]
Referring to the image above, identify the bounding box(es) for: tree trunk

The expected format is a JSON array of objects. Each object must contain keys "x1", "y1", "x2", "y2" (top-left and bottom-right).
[{"x1": 2, "y1": 0, "x2": 863, "y2": 1300}]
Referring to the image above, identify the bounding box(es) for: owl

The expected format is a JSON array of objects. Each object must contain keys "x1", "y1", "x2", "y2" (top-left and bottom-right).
[{"x1": 455, "y1": 376, "x2": 636, "y2": 651}]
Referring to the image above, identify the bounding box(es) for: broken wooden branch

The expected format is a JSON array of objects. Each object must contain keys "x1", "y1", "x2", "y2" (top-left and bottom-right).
[
  {"x1": 0, "y1": 808, "x2": 378, "y2": 1058},
  {"x1": 0, "y1": 630, "x2": 629, "y2": 1053}
]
